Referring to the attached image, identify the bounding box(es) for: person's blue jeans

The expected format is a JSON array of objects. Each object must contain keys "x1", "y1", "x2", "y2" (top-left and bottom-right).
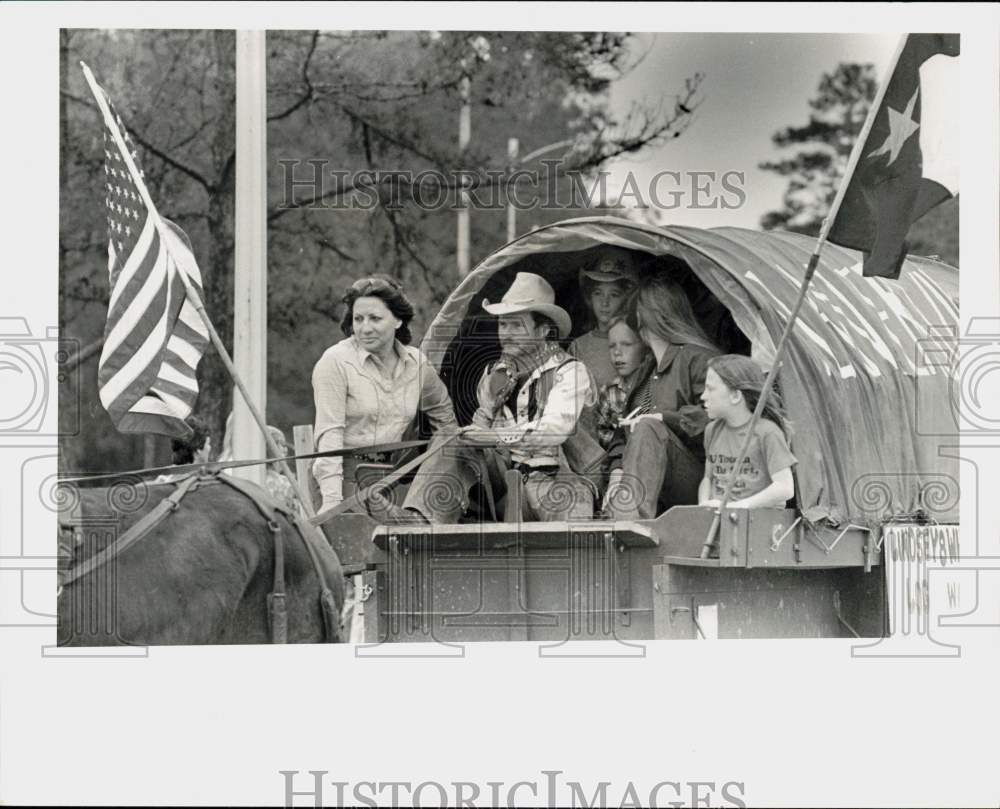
[
  {"x1": 609, "y1": 418, "x2": 703, "y2": 520},
  {"x1": 401, "y1": 434, "x2": 594, "y2": 523}
]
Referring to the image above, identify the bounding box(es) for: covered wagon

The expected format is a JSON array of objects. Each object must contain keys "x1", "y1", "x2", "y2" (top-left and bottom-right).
[{"x1": 323, "y1": 216, "x2": 960, "y2": 643}]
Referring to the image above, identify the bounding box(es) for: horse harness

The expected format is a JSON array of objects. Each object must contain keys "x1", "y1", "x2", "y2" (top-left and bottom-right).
[{"x1": 58, "y1": 471, "x2": 341, "y2": 644}]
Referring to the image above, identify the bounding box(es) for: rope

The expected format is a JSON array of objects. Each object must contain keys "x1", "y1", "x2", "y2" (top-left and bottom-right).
[{"x1": 57, "y1": 439, "x2": 429, "y2": 485}]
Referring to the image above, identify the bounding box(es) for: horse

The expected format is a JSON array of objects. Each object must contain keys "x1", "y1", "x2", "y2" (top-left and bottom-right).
[{"x1": 56, "y1": 471, "x2": 345, "y2": 646}]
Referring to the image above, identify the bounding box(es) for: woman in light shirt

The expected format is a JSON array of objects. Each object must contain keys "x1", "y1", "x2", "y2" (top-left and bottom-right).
[{"x1": 311, "y1": 276, "x2": 457, "y2": 512}]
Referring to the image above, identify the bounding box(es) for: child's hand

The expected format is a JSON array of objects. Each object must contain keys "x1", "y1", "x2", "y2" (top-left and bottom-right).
[
  {"x1": 620, "y1": 412, "x2": 661, "y2": 431},
  {"x1": 701, "y1": 499, "x2": 722, "y2": 509}
]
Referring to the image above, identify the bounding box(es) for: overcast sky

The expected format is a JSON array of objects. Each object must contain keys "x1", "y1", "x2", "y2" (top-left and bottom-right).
[{"x1": 605, "y1": 32, "x2": 900, "y2": 229}]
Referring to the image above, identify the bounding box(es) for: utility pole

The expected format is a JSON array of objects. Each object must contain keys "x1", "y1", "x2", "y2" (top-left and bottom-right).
[
  {"x1": 456, "y1": 72, "x2": 471, "y2": 277},
  {"x1": 503, "y1": 137, "x2": 574, "y2": 242},
  {"x1": 506, "y1": 137, "x2": 518, "y2": 243},
  {"x1": 232, "y1": 30, "x2": 267, "y2": 485}
]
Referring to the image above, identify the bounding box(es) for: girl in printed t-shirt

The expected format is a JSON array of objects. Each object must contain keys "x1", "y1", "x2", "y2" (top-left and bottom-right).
[{"x1": 698, "y1": 354, "x2": 796, "y2": 509}]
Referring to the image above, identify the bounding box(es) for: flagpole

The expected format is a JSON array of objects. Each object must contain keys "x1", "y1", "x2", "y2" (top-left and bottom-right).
[
  {"x1": 817, "y1": 35, "x2": 909, "y2": 249},
  {"x1": 80, "y1": 61, "x2": 312, "y2": 516},
  {"x1": 697, "y1": 35, "x2": 909, "y2": 559}
]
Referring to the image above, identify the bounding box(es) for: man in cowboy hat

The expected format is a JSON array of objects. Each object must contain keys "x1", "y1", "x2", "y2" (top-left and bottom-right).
[{"x1": 379, "y1": 272, "x2": 605, "y2": 525}]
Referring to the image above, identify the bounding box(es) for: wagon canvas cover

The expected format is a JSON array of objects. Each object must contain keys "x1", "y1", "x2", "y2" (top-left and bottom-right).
[{"x1": 422, "y1": 217, "x2": 960, "y2": 527}]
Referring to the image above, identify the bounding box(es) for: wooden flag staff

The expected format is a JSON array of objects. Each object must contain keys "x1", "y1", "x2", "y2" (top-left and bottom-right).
[
  {"x1": 81, "y1": 61, "x2": 312, "y2": 516},
  {"x1": 698, "y1": 36, "x2": 907, "y2": 558}
]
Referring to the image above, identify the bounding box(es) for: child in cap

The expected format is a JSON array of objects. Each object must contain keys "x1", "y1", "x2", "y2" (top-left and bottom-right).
[
  {"x1": 698, "y1": 354, "x2": 796, "y2": 509},
  {"x1": 568, "y1": 247, "x2": 638, "y2": 389}
]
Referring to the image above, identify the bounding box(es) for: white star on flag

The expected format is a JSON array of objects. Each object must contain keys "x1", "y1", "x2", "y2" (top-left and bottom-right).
[{"x1": 868, "y1": 88, "x2": 920, "y2": 166}]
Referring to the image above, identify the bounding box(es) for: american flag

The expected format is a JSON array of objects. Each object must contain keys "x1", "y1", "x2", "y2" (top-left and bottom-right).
[{"x1": 87, "y1": 67, "x2": 209, "y2": 440}]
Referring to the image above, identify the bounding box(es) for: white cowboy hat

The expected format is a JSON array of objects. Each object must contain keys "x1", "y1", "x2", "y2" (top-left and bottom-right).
[{"x1": 482, "y1": 272, "x2": 572, "y2": 338}]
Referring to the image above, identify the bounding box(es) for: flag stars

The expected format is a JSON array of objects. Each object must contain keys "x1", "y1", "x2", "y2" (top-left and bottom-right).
[{"x1": 869, "y1": 87, "x2": 921, "y2": 166}]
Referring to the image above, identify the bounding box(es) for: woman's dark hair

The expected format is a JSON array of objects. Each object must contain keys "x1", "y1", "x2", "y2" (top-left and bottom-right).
[
  {"x1": 707, "y1": 354, "x2": 789, "y2": 433},
  {"x1": 171, "y1": 416, "x2": 211, "y2": 465},
  {"x1": 340, "y1": 275, "x2": 414, "y2": 344}
]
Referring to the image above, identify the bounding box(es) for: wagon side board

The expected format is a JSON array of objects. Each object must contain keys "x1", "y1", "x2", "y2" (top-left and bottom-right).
[{"x1": 326, "y1": 506, "x2": 887, "y2": 644}]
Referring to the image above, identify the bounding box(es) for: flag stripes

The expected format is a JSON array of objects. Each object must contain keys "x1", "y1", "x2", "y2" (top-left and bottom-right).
[{"x1": 85, "y1": 65, "x2": 209, "y2": 440}]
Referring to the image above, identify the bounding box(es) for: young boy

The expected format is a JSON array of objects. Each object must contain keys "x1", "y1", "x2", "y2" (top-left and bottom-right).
[
  {"x1": 594, "y1": 318, "x2": 653, "y2": 449},
  {"x1": 568, "y1": 247, "x2": 638, "y2": 389}
]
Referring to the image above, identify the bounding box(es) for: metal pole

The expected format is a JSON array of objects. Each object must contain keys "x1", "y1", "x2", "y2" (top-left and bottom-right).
[
  {"x1": 457, "y1": 73, "x2": 471, "y2": 277},
  {"x1": 233, "y1": 30, "x2": 268, "y2": 486},
  {"x1": 506, "y1": 137, "x2": 518, "y2": 242}
]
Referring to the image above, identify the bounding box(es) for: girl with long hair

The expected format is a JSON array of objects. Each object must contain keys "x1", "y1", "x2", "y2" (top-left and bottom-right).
[
  {"x1": 604, "y1": 274, "x2": 722, "y2": 520},
  {"x1": 698, "y1": 354, "x2": 796, "y2": 509}
]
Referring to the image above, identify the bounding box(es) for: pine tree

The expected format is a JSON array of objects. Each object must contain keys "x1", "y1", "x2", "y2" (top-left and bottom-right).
[
  {"x1": 759, "y1": 63, "x2": 876, "y2": 235},
  {"x1": 759, "y1": 60, "x2": 958, "y2": 267}
]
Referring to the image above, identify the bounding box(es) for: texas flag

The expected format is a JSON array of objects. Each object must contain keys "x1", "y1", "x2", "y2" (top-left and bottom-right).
[{"x1": 828, "y1": 34, "x2": 960, "y2": 279}]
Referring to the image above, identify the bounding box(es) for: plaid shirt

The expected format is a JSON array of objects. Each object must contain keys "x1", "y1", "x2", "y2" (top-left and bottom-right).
[
  {"x1": 595, "y1": 378, "x2": 630, "y2": 449},
  {"x1": 597, "y1": 356, "x2": 655, "y2": 462}
]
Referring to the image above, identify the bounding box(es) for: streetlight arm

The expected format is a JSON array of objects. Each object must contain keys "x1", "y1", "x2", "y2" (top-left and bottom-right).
[{"x1": 517, "y1": 138, "x2": 575, "y2": 165}]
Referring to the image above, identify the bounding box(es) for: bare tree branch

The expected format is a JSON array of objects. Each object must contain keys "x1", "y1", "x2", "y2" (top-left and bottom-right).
[
  {"x1": 268, "y1": 30, "x2": 320, "y2": 122},
  {"x1": 61, "y1": 89, "x2": 213, "y2": 191}
]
